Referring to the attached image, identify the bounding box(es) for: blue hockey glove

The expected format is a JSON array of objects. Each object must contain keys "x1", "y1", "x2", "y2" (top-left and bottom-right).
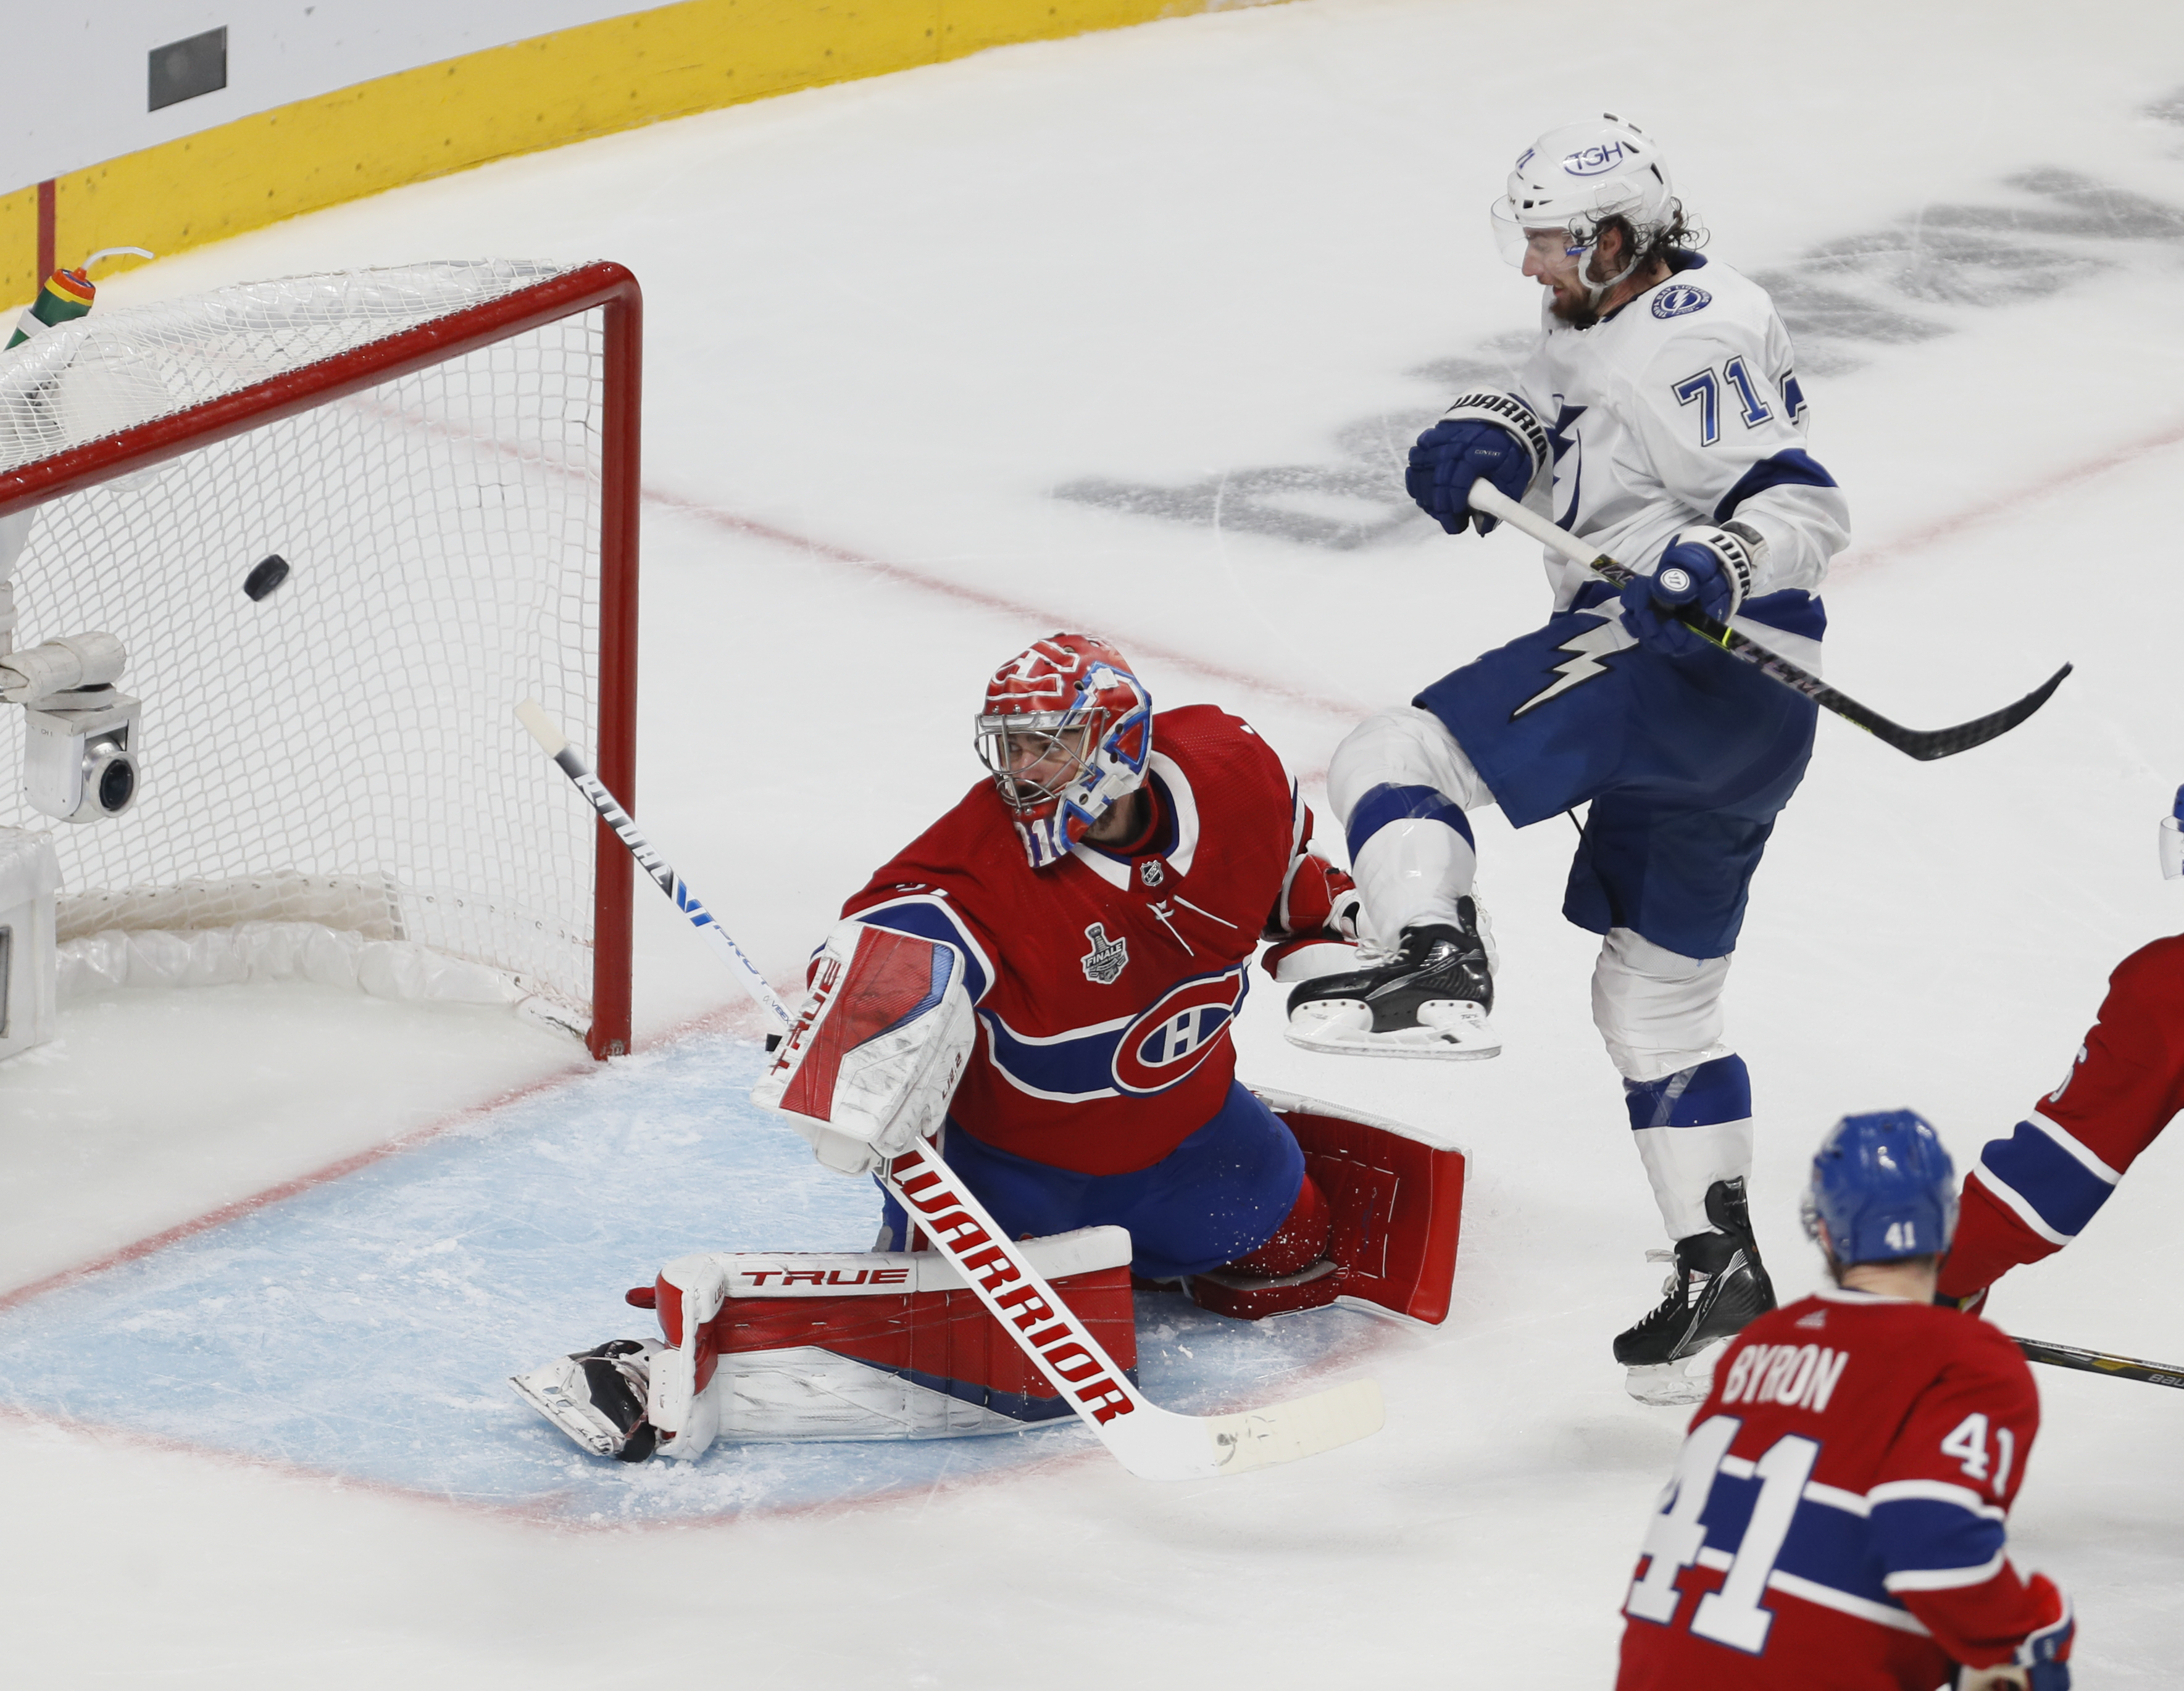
[
  {"x1": 1404, "y1": 393, "x2": 1547, "y2": 536},
  {"x1": 2018, "y1": 1575, "x2": 2074, "y2": 1691},
  {"x1": 1618, "y1": 523, "x2": 1764, "y2": 660}
]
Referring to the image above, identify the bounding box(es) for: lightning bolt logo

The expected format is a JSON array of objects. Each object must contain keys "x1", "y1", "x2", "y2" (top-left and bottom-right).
[{"x1": 1511, "y1": 606, "x2": 1637, "y2": 719}]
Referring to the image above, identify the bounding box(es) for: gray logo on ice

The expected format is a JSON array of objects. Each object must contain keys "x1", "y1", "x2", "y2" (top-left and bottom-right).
[{"x1": 1056, "y1": 97, "x2": 2184, "y2": 553}]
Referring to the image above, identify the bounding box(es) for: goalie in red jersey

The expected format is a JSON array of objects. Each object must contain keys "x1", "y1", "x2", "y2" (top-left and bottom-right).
[
  {"x1": 752, "y1": 632, "x2": 1373, "y2": 1310},
  {"x1": 1618, "y1": 1111, "x2": 2074, "y2": 1691},
  {"x1": 510, "y1": 634, "x2": 1469, "y2": 1465},
  {"x1": 1936, "y1": 783, "x2": 2184, "y2": 1311}
]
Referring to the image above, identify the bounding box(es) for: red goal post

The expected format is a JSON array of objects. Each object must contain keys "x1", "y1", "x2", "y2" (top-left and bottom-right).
[{"x1": 0, "y1": 261, "x2": 640, "y2": 1057}]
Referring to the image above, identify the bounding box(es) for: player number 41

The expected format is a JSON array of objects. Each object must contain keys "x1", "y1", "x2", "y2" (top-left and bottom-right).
[
  {"x1": 1625, "y1": 1416, "x2": 1819, "y2": 1654},
  {"x1": 1941, "y1": 1412, "x2": 2015, "y2": 1494}
]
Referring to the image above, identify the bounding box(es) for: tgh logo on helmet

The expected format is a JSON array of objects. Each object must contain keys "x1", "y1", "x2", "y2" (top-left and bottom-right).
[{"x1": 1561, "y1": 140, "x2": 1628, "y2": 177}]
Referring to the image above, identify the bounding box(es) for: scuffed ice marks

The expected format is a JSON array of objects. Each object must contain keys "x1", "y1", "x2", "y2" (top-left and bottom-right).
[
  {"x1": 1055, "y1": 158, "x2": 2184, "y2": 551},
  {"x1": 0, "y1": 1033, "x2": 1380, "y2": 1522}
]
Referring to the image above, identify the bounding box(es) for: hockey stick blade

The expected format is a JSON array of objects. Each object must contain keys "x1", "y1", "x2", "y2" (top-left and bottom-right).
[
  {"x1": 2015, "y1": 1336, "x2": 2184, "y2": 1391},
  {"x1": 515, "y1": 701, "x2": 1385, "y2": 1479},
  {"x1": 1464, "y1": 483, "x2": 2070, "y2": 762}
]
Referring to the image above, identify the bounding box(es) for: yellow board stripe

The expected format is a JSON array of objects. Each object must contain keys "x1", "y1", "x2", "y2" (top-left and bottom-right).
[{"x1": 4, "y1": 0, "x2": 1261, "y2": 303}]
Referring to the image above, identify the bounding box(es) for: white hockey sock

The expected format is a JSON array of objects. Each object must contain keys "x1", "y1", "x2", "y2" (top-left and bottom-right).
[
  {"x1": 1328, "y1": 705, "x2": 1494, "y2": 942},
  {"x1": 1633, "y1": 1116, "x2": 1754, "y2": 1240},
  {"x1": 1350, "y1": 817, "x2": 1478, "y2": 937}
]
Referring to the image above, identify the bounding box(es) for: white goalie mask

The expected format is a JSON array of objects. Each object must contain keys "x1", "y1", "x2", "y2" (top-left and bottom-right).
[
  {"x1": 2161, "y1": 785, "x2": 2184, "y2": 880},
  {"x1": 1490, "y1": 114, "x2": 1679, "y2": 304}
]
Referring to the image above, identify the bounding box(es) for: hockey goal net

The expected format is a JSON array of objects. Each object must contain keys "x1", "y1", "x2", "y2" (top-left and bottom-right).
[{"x1": 0, "y1": 260, "x2": 638, "y2": 1057}]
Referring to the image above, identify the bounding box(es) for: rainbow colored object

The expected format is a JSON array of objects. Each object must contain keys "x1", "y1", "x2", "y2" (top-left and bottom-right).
[{"x1": 5, "y1": 265, "x2": 96, "y2": 350}]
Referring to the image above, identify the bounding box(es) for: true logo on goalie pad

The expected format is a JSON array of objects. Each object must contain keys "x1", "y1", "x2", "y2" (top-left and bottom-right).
[{"x1": 1111, "y1": 966, "x2": 1248, "y2": 1095}]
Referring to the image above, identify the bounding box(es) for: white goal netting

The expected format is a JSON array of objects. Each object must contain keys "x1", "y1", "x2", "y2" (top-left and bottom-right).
[{"x1": 0, "y1": 260, "x2": 621, "y2": 1032}]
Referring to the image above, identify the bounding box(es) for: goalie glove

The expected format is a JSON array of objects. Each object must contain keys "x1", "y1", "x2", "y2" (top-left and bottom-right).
[
  {"x1": 751, "y1": 920, "x2": 977, "y2": 1176},
  {"x1": 1262, "y1": 848, "x2": 1367, "y2": 982}
]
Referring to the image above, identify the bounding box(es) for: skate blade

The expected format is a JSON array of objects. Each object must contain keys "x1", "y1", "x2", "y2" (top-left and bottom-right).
[
  {"x1": 1623, "y1": 1340, "x2": 1727, "y2": 1406},
  {"x1": 509, "y1": 1360, "x2": 623, "y2": 1458},
  {"x1": 1283, "y1": 1000, "x2": 1501, "y2": 1062}
]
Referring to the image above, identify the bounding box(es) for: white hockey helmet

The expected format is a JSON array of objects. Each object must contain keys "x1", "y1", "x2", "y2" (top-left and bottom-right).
[
  {"x1": 2161, "y1": 785, "x2": 2184, "y2": 879},
  {"x1": 1490, "y1": 114, "x2": 1678, "y2": 295}
]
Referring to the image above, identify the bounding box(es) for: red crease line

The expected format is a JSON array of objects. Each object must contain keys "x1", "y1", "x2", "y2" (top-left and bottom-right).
[{"x1": 0, "y1": 1056, "x2": 598, "y2": 1315}]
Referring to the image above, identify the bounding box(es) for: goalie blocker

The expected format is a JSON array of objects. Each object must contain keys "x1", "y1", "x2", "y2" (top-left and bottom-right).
[{"x1": 511, "y1": 1097, "x2": 1465, "y2": 1459}]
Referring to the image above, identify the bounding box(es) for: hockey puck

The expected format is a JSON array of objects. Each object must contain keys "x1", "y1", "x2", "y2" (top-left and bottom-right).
[{"x1": 243, "y1": 555, "x2": 290, "y2": 601}]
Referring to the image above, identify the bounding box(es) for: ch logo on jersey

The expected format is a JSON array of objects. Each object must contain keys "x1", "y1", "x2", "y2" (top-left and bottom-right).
[
  {"x1": 1653, "y1": 283, "x2": 1712, "y2": 319},
  {"x1": 1138, "y1": 859, "x2": 1165, "y2": 887},
  {"x1": 1111, "y1": 966, "x2": 1249, "y2": 1095},
  {"x1": 1080, "y1": 923, "x2": 1129, "y2": 985}
]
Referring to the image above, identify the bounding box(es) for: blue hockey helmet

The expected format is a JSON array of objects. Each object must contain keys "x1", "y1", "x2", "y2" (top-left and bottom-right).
[
  {"x1": 2159, "y1": 784, "x2": 2183, "y2": 880},
  {"x1": 1801, "y1": 1110, "x2": 1959, "y2": 1265}
]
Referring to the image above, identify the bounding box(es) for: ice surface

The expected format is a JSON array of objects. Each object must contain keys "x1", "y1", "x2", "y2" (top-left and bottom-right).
[
  {"x1": 6, "y1": 0, "x2": 2184, "y2": 1683},
  {"x1": 0, "y1": 1037, "x2": 1385, "y2": 1521}
]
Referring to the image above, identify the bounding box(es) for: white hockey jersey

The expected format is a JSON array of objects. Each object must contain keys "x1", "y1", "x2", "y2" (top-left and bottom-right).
[{"x1": 1507, "y1": 254, "x2": 1849, "y2": 663}]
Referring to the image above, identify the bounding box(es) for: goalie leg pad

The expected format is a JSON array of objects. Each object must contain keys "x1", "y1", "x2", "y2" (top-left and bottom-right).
[
  {"x1": 649, "y1": 1255, "x2": 728, "y2": 1460},
  {"x1": 1191, "y1": 1092, "x2": 1467, "y2": 1325},
  {"x1": 649, "y1": 1228, "x2": 1136, "y2": 1444}
]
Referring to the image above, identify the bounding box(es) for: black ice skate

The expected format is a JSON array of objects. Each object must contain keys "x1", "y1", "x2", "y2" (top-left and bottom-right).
[
  {"x1": 1282, "y1": 902, "x2": 1499, "y2": 1060},
  {"x1": 1614, "y1": 1178, "x2": 1777, "y2": 1405}
]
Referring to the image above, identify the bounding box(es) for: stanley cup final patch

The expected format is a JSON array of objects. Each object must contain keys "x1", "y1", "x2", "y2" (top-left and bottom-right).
[{"x1": 1081, "y1": 923, "x2": 1129, "y2": 984}]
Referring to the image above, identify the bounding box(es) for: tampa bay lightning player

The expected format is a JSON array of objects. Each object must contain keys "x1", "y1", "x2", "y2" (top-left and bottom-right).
[{"x1": 1289, "y1": 115, "x2": 1849, "y2": 1403}]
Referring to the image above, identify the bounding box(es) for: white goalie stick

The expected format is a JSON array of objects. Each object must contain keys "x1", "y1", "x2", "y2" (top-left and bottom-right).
[{"x1": 516, "y1": 700, "x2": 1384, "y2": 1481}]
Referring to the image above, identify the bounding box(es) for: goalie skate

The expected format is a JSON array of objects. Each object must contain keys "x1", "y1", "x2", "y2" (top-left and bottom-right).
[
  {"x1": 1283, "y1": 906, "x2": 1499, "y2": 1060},
  {"x1": 509, "y1": 1339, "x2": 662, "y2": 1461},
  {"x1": 515, "y1": 1229, "x2": 1137, "y2": 1460}
]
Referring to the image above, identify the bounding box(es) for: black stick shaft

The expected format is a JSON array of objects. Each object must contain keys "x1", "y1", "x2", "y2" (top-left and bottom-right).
[
  {"x1": 2014, "y1": 1336, "x2": 2184, "y2": 1390},
  {"x1": 1464, "y1": 480, "x2": 2071, "y2": 761}
]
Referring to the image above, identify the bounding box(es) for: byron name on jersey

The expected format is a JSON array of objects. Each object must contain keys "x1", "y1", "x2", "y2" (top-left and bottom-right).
[
  {"x1": 1619, "y1": 1289, "x2": 2054, "y2": 1691},
  {"x1": 839, "y1": 705, "x2": 1298, "y2": 1178}
]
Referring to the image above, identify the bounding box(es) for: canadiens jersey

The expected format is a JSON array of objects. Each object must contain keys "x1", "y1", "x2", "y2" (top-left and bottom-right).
[
  {"x1": 1618, "y1": 1290, "x2": 2053, "y2": 1690},
  {"x1": 837, "y1": 705, "x2": 1305, "y2": 1178},
  {"x1": 1940, "y1": 931, "x2": 2184, "y2": 1298},
  {"x1": 1508, "y1": 252, "x2": 1851, "y2": 671}
]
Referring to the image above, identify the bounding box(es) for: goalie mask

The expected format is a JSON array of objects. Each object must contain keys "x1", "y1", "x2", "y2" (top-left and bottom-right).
[
  {"x1": 976, "y1": 633, "x2": 1152, "y2": 870},
  {"x1": 1490, "y1": 114, "x2": 1678, "y2": 307}
]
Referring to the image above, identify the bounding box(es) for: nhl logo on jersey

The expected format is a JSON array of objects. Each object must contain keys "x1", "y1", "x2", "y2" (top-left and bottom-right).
[
  {"x1": 1080, "y1": 923, "x2": 1130, "y2": 985},
  {"x1": 1138, "y1": 859, "x2": 1164, "y2": 887},
  {"x1": 1652, "y1": 283, "x2": 1712, "y2": 319}
]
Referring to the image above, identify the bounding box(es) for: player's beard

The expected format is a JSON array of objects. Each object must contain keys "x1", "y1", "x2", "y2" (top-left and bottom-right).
[{"x1": 1546, "y1": 270, "x2": 1603, "y2": 331}]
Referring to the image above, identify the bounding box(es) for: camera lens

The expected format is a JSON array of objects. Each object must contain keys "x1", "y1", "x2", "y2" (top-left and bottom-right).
[{"x1": 91, "y1": 750, "x2": 136, "y2": 816}]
